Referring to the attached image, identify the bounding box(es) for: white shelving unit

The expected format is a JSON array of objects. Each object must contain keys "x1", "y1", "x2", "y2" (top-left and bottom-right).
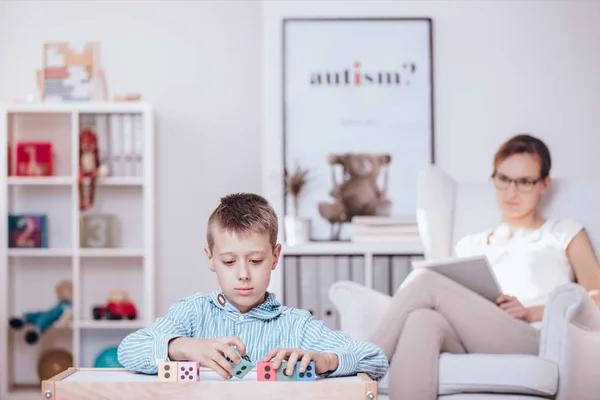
[{"x1": 0, "y1": 102, "x2": 155, "y2": 400}]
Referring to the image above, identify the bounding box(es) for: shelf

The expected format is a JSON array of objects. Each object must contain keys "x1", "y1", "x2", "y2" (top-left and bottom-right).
[
  {"x1": 1, "y1": 102, "x2": 155, "y2": 393},
  {"x1": 4, "y1": 384, "x2": 40, "y2": 400},
  {"x1": 7, "y1": 176, "x2": 72, "y2": 186},
  {"x1": 282, "y1": 239, "x2": 424, "y2": 256},
  {"x1": 78, "y1": 320, "x2": 145, "y2": 330},
  {"x1": 79, "y1": 248, "x2": 144, "y2": 258},
  {"x1": 2, "y1": 101, "x2": 151, "y2": 114},
  {"x1": 98, "y1": 177, "x2": 144, "y2": 186},
  {"x1": 7, "y1": 248, "x2": 72, "y2": 257}
]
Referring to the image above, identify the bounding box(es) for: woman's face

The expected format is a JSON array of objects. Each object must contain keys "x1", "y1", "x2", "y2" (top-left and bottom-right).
[{"x1": 493, "y1": 153, "x2": 549, "y2": 219}]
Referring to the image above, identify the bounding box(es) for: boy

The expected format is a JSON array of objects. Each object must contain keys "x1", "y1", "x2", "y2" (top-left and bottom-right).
[{"x1": 117, "y1": 193, "x2": 388, "y2": 380}]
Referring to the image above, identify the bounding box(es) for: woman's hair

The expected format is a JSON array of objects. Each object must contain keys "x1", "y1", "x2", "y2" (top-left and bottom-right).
[{"x1": 493, "y1": 134, "x2": 552, "y2": 179}]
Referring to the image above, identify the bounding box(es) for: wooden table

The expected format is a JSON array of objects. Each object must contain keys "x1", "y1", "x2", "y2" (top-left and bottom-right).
[{"x1": 42, "y1": 367, "x2": 378, "y2": 400}]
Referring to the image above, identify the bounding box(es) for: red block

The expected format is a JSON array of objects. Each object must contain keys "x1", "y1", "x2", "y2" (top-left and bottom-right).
[
  {"x1": 257, "y1": 361, "x2": 277, "y2": 381},
  {"x1": 15, "y1": 142, "x2": 53, "y2": 176}
]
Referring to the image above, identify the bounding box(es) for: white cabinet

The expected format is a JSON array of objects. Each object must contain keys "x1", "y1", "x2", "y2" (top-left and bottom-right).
[
  {"x1": 0, "y1": 102, "x2": 155, "y2": 400},
  {"x1": 274, "y1": 241, "x2": 424, "y2": 331}
]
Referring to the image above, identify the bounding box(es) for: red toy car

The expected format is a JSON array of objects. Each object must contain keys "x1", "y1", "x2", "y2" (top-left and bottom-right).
[{"x1": 93, "y1": 290, "x2": 137, "y2": 320}]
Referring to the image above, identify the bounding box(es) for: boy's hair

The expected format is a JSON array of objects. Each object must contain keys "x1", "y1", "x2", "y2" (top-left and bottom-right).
[
  {"x1": 493, "y1": 134, "x2": 552, "y2": 179},
  {"x1": 206, "y1": 193, "x2": 279, "y2": 252}
]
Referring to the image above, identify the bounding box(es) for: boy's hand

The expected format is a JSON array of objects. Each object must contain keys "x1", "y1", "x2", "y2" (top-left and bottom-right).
[
  {"x1": 262, "y1": 348, "x2": 338, "y2": 375},
  {"x1": 168, "y1": 336, "x2": 247, "y2": 380}
]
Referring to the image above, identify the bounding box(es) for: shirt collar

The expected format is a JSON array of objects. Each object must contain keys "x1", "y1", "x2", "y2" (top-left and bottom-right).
[{"x1": 208, "y1": 290, "x2": 283, "y2": 321}]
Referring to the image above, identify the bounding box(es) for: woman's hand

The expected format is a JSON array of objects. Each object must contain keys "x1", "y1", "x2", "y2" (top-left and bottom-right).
[
  {"x1": 496, "y1": 294, "x2": 531, "y2": 322},
  {"x1": 262, "y1": 348, "x2": 338, "y2": 376}
]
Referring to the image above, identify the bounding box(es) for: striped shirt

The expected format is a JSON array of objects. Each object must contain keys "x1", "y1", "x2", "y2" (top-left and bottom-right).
[{"x1": 117, "y1": 290, "x2": 388, "y2": 380}]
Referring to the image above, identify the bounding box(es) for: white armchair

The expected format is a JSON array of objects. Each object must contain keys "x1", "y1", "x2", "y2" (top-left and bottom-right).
[{"x1": 329, "y1": 165, "x2": 600, "y2": 400}]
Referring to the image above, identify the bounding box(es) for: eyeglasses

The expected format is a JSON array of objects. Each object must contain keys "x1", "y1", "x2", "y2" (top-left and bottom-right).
[{"x1": 491, "y1": 172, "x2": 543, "y2": 194}]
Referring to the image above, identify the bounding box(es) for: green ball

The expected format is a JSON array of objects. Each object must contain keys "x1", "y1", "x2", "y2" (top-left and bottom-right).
[{"x1": 94, "y1": 347, "x2": 124, "y2": 368}]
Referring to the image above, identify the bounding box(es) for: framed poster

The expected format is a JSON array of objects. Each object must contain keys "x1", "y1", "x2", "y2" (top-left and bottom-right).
[{"x1": 282, "y1": 18, "x2": 435, "y2": 241}]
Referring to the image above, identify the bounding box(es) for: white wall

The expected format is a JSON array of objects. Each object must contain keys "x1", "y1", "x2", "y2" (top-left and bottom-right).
[
  {"x1": 262, "y1": 0, "x2": 600, "y2": 220},
  {"x1": 0, "y1": 1, "x2": 263, "y2": 317}
]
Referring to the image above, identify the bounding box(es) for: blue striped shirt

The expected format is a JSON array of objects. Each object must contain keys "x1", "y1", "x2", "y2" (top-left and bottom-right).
[{"x1": 117, "y1": 290, "x2": 388, "y2": 380}]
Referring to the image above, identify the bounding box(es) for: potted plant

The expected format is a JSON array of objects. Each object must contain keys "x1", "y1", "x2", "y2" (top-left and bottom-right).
[{"x1": 284, "y1": 165, "x2": 311, "y2": 245}]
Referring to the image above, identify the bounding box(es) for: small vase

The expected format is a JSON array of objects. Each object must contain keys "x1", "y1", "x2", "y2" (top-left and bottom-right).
[{"x1": 284, "y1": 216, "x2": 310, "y2": 246}]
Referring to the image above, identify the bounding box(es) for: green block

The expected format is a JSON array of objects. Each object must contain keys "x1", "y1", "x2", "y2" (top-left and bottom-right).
[
  {"x1": 276, "y1": 361, "x2": 296, "y2": 381},
  {"x1": 226, "y1": 347, "x2": 253, "y2": 379}
]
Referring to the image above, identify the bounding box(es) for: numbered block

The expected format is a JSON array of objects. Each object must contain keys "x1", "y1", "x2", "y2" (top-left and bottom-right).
[
  {"x1": 296, "y1": 361, "x2": 316, "y2": 381},
  {"x1": 15, "y1": 141, "x2": 53, "y2": 176},
  {"x1": 80, "y1": 214, "x2": 116, "y2": 248},
  {"x1": 8, "y1": 214, "x2": 47, "y2": 248},
  {"x1": 177, "y1": 361, "x2": 200, "y2": 381},
  {"x1": 276, "y1": 361, "x2": 296, "y2": 381},
  {"x1": 158, "y1": 361, "x2": 178, "y2": 382},
  {"x1": 257, "y1": 361, "x2": 276, "y2": 382},
  {"x1": 226, "y1": 347, "x2": 253, "y2": 379}
]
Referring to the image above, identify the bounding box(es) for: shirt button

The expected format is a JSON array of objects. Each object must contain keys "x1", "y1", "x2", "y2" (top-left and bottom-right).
[{"x1": 239, "y1": 315, "x2": 244, "y2": 321}]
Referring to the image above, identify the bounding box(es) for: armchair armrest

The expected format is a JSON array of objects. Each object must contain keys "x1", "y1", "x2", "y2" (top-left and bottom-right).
[{"x1": 539, "y1": 282, "x2": 600, "y2": 400}]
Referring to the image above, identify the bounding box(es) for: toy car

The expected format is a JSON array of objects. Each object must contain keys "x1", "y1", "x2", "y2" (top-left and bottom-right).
[{"x1": 92, "y1": 290, "x2": 137, "y2": 320}]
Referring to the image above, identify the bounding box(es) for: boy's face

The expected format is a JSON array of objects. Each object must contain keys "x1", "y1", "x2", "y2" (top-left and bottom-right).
[{"x1": 205, "y1": 227, "x2": 282, "y2": 314}]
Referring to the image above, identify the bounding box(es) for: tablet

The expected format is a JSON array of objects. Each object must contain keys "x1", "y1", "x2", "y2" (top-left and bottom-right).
[{"x1": 411, "y1": 255, "x2": 503, "y2": 302}]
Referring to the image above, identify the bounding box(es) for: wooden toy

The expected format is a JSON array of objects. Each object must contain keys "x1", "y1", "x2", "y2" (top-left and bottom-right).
[
  {"x1": 276, "y1": 361, "x2": 296, "y2": 381},
  {"x1": 296, "y1": 361, "x2": 316, "y2": 381},
  {"x1": 80, "y1": 214, "x2": 116, "y2": 248},
  {"x1": 225, "y1": 347, "x2": 253, "y2": 379},
  {"x1": 177, "y1": 362, "x2": 200, "y2": 382},
  {"x1": 15, "y1": 141, "x2": 53, "y2": 176},
  {"x1": 43, "y1": 368, "x2": 378, "y2": 400},
  {"x1": 257, "y1": 361, "x2": 277, "y2": 382},
  {"x1": 8, "y1": 214, "x2": 48, "y2": 248},
  {"x1": 158, "y1": 361, "x2": 177, "y2": 382}
]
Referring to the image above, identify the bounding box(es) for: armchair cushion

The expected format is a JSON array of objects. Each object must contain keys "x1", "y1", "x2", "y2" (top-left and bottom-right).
[{"x1": 438, "y1": 353, "x2": 557, "y2": 397}]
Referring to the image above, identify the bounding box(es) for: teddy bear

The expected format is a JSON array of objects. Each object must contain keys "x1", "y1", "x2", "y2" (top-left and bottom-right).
[{"x1": 318, "y1": 153, "x2": 392, "y2": 240}]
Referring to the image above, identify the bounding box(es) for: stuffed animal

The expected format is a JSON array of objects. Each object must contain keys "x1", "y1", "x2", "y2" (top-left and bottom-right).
[
  {"x1": 319, "y1": 153, "x2": 392, "y2": 240},
  {"x1": 9, "y1": 280, "x2": 73, "y2": 345},
  {"x1": 78, "y1": 129, "x2": 108, "y2": 211}
]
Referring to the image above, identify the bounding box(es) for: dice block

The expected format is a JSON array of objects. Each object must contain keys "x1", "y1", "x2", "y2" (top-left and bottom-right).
[
  {"x1": 80, "y1": 214, "x2": 117, "y2": 248},
  {"x1": 296, "y1": 360, "x2": 316, "y2": 381},
  {"x1": 226, "y1": 347, "x2": 253, "y2": 379},
  {"x1": 158, "y1": 361, "x2": 178, "y2": 381},
  {"x1": 177, "y1": 361, "x2": 200, "y2": 381},
  {"x1": 276, "y1": 361, "x2": 296, "y2": 381},
  {"x1": 8, "y1": 214, "x2": 47, "y2": 248},
  {"x1": 257, "y1": 361, "x2": 277, "y2": 381},
  {"x1": 15, "y1": 141, "x2": 53, "y2": 176}
]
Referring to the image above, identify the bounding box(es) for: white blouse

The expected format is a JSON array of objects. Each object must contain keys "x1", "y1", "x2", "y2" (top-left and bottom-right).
[{"x1": 455, "y1": 218, "x2": 583, "y2": 308}]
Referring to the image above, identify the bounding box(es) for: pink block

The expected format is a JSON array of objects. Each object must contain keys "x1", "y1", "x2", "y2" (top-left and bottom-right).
[{"x1": 177, "y1": 361, "x2": 200, "y2": 381}]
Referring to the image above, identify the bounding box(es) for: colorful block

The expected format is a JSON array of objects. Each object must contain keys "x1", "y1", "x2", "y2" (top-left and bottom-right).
[
  {"x1": 257, "y1": 361, "x2": 277, "y2": 381},
  {"x1": 15, "y1": 142, "x2": 53, "y2": 176},
  {"x1": 80, "y1": 214, "x2": 116, "y2": 248},
  {"x1": 157, "y1": 361, "x2": 177, "y2": 382},
  {"x1": 276, "y1": 361, "x2": 296, "y2": 381},
  {"x1": 225, "y1": 347, "x2": 253, "y2": 379},
  {"x1": 296, "y1": 361, "x2": 316, "y2": 381},
  {"x1": 8, "y1": 214, "x2": 47, "y2": 248},
  {"x1": 177, "y1": 361, "x2": 200, "y2": 381}
]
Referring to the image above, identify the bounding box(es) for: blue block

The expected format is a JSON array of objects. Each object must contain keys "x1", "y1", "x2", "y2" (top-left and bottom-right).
[{"x1": 295, "y1": 360, "x2": 316, "y2": 381}]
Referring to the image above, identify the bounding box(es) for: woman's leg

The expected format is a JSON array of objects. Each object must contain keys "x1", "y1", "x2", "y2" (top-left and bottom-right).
[
  {"x1": 369, "y1": 268, "x2": 540, "y2": 360},
  {"x1": 389, "y1": 309, "x2": 466, "y2": 400}
]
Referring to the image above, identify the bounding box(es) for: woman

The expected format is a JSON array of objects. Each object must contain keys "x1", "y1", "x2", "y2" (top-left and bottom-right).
[{"x1": 368, "y1": 134, "x2": 600, "y2": 400}]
